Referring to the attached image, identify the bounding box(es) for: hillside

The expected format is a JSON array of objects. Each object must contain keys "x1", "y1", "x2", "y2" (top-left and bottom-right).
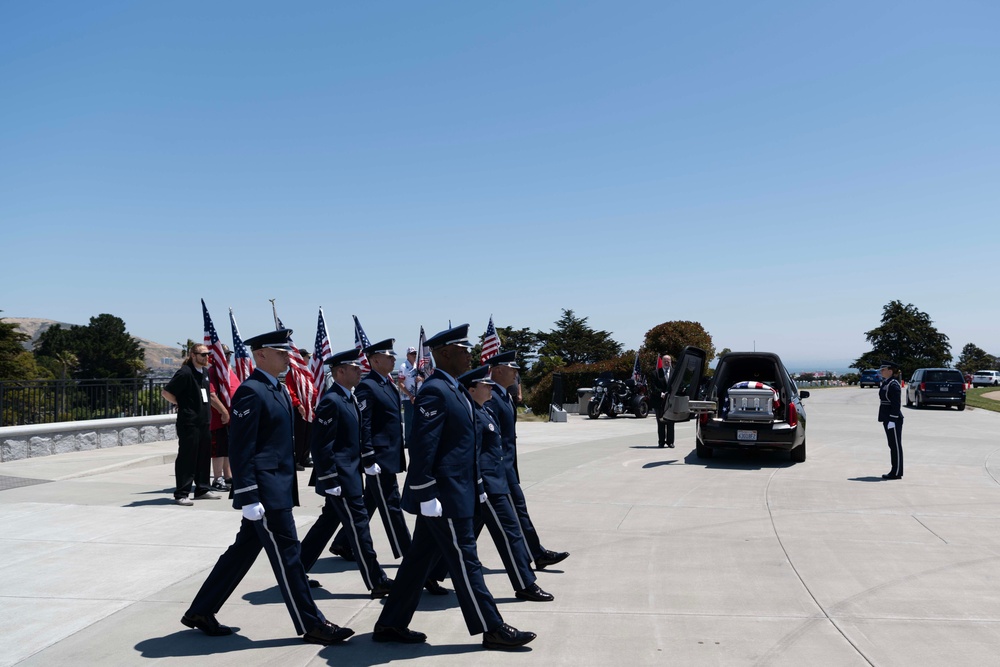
[{"x1": 5, "y1": 317, "x2": 182, "y2": 373}]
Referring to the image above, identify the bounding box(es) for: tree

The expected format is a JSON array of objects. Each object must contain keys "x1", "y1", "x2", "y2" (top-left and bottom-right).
[
  {"x1": 643, "y1": 321, "x2": 716, "y2": 371},
  {"x1": 717, "y1": 347, "x2": 732, "y2": 359},
  {"x1": 536, "y1": 309, "x2": 622, "y2": 366},
  {"x1": 0, "y1": 313, "x2": 50, "y2": 381},
  {"x1": 955, "y1": 344, "x2": 996, "y2": 374},
  {"x1": 35, "y1": 315, "x2": 145, "y2": 379},
  {"x1": 853, "y1": 301, "x2": 951, "y2": 380}
]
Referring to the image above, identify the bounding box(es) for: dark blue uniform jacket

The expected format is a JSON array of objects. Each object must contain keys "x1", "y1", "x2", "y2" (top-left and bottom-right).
[
  {"x1": 309, "y1": 384, "x2": 375, "y2": 498},
  {"x1": 356, "y1": 371, "x2": 406, "y2": 474},
  {"x1": 401, "y1": 371, "x2": 483, "y2": 519},
  {"x1": 228, "y1": 369, "x2": 299, "y2": 510}
]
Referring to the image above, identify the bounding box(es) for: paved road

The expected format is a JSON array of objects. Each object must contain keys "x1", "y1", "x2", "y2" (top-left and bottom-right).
[{"x1": 2, "y1": 387, "x2": 1000, "y2": 666}]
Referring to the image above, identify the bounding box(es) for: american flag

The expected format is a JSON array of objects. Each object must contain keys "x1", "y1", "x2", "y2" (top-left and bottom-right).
[
  {"x1": 271, "y1": 301, "x2": 318, "y2": 421},
  {"x1": 353, "y1": 315, "x2": 372, "y2": 373},
  {"x1": 309, "y1": 307, "x2": 333, "y2": 400},
  {"x1": 201, "y1": 299, "x2": 232, "y2": 410},
  {"x1": 631, "y1": 350, "x2": 644, "y2": 386},
  {"x1": 417, "y1": 325, "x2": 433, "y2": 377},
  {"x1": 229, "y1": 308, "x2": 254, "y2": 382},
  {"x1": 480, "y1": 315, "x2": 501, "y2": 364}
]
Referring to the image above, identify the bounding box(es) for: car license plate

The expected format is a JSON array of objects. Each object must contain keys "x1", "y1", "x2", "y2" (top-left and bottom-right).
[
  {"x1": 737, "y1": 430, "x2": 757, "y2": 441},
  {"x1": 940, "y1": 386, "x2": 949, "y2": 392}
]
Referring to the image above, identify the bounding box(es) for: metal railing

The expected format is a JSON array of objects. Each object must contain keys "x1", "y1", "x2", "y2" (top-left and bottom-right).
[{"x1": 0, "y1": 378, "x2": 174, "y2": 427}]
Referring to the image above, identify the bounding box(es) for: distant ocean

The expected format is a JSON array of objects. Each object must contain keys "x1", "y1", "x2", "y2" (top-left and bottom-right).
[{"x1": 709, "y1": 358, "x2": 856, "y2": 375}]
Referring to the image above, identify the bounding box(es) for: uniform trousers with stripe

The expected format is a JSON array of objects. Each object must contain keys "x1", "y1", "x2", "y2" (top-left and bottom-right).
[
  {"x1": 333, "y1": 472, "x2": 411, "y2": 559},
  {"x1": 474, "y1": 494, "x2": 536, "y2": 592},
  {"x1": 377, "y1": 514, "x2": 503, "y2": 636},
  {"x1": 300, "y1": 494, "x2": 384, "y2": 590},
  {"x1": 883, "y1": 419, "x2": 904, "y2": 477},
  {"x1": 187, "y1": 509, "x2": 323, "y2": 635},
  {"x1": 507, "y1": 479, "x2": 545, "y2": 561}
]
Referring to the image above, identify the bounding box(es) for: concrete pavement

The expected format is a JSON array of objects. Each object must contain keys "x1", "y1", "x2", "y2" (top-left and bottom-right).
[{"x1": 2, "y1": 387, "x2": 1000, "y2": 666}]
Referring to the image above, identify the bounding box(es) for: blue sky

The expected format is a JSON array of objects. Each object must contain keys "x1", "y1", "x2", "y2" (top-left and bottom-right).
[{"x1": 3, "y1": 1, "x2": 998, "y2": 370}]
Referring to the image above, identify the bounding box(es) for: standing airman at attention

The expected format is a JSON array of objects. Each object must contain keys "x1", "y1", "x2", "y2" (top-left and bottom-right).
[
  {"x1": 373, "y1": 324, "x2": 536, "y2": 650},
  {"x1": 486, "y1": 351, "x2": 569, "y2": 570},
  {"x1": 878, "y1": 360, "x2": 904, "y2": 480},
  {"x1": 299, "y1": 348, "x2": 393, "y2": 598},
  {"x1": 180, "y1": 329, "x2": 353, "y2": 646}
]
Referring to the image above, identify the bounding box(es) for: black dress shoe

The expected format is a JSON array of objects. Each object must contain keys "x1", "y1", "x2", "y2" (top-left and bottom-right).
[
  {"x1": 534, "y1": 550, "x2": 569, "y2": 570},
  {"x1": 515, "y1": 583, "x2": 554, "y2": 602},
  {"x1": 329, "y1": 542, "x2": 356, "y2": 561},
  {"x1": 308, "y1": 578, "x2": 323, "y2": 589},
  {"x1": 181, "y1": 612, "x2": 233, "y2": 636},
  {"x1": 303, "y1": 620, "x2": 354, "y2": 645},
  {"x1": 372, "y1": 625, "x2": 427, "y2": 643},
  {"x1": 482, "y1": 623, "x2": 536, "y2": 650},
  {"x1": 658, "y1": 442, "x2": 665, "y2": 448},
  {"x1": 667, "y1": 443, "x2": 675, "y2": 448},
  {"x1": 370, "y1": 577, "x2": 393, "y2": 599},
  {"x1": 424, "y1": 578, "x2": 450, "y2": 595},
  {"x1": 882, "y1": 473, "x2": 901, "y2": 480}
]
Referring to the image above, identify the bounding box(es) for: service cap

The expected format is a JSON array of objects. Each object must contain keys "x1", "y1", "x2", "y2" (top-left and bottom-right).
[
  {"x1": 244, "y1": 329, "x2": 295, "y2": 351},
  {"x1": 425, "y1": 324, "x2": 472, "y2": 349}
]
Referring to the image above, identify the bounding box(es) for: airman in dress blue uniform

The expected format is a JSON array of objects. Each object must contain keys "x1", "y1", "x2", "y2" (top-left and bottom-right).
[
  {"x1": 331, "y1": 338, "x2": 411, "y2": 560},
  {"x1": 373, "y1": 324, "x2": 536, "y2": 650},
  {"x1": 878, "y1": 360, "x2": 904, "y2": 480},
  {"x1": 460, "y1": 364, "x2": 553, "y2": 603},
  {"x1": 299, "y1": 348, "x2": 392, "y2": 598},
  {"x1": 486, "y1": 351, "x2": 570, "y2": 570},
  {"x1": 181, "y1": 329, "x2": 353, "y2": 645}
]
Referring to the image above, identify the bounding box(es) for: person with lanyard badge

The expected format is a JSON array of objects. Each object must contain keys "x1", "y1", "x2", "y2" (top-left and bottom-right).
[
  {"x1": 373, "y1": 324, "x2": 536, "y2": 650},
  {"x1": 162, "y1": 343, "x2": 220, "y2": 505},
  {"x1": 486, "y1": 351, "x2": 570, "y2": 570},
  {"x1": 181, "y1": 329, "x2": 353, "y2": 645},
  {"x1": 299, "y1": 348, "x2": 393, "y2": 597},
  {"x1": 878, "y1": 360, "x2": 904, "y2": 480},
  {"x1": 460, "y1": 364, "x2": 554, "y2": 603}
]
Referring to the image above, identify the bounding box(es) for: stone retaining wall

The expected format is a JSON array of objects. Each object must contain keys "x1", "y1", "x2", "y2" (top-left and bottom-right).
[{"x1": 0, "y1": 415, "x2": 177, "y2": 462}]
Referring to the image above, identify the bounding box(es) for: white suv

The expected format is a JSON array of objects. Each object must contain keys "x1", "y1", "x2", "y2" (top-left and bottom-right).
[{"x1": 972, "y1": 370, "x2": 1000, "y2": 387}]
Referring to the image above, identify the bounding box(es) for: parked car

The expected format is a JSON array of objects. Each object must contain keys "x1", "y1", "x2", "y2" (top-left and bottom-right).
[
  {"x1": 659, "y1": 349, "x2": 809, "y2": 463},
  {"x1": 859, "y1": 369, "x2": 881, "y2": 388},
  {"x1": 971, "y1": 370, "x2": 1000, "y2": 388},
  {"x1": 906, "y1": 368, "x2": 966, "y2": 410}
]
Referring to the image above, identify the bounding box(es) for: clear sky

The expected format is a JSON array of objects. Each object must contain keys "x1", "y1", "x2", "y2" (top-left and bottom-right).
[{"x1": 2, "y1": 1, "x2": 998, "y2": 371}]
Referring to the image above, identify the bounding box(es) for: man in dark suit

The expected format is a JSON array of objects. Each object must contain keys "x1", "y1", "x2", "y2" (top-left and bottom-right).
[
  {"x1": 878, "y1": 360, "x2": 904, "y2": 480},
  {"x1": 650, "y1": 353, "x2": 675, "y2": 448},
  {"x1": 181, "y1": 329, "x2": 353, "y2": 646},
  {"x1": 299, "y1": 348, "x2": 392, "y2": 597},
  {"x1": 462, "y1": 364, "x2": 553, "y2": 603},
  {"x1": 330, "y1": 338, "x2": 410, "y2": 561},
  {"x1": 486, "y1": 351, "x2": 569, "y2": 571},
  {"x1": 373, "y1": 324, "x2": 536, "y2": 650}
]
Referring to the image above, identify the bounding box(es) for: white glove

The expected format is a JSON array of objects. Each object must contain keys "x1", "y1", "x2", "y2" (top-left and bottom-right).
[
  {"x1": 364, "y1": 462, "x2": 382, "y2": 476},
  {"x1": 325, "y1": 486, "x2": 342, "y2": 497},
  {"x1": 242, "y1": 502, "x2": 265, "y2": 521},
  {"x1": 420, "y1": 498, "x2": 443, "y2": 517},
  {"x1": 479, "y1": 492, "x2": 488, "y2": 503}
]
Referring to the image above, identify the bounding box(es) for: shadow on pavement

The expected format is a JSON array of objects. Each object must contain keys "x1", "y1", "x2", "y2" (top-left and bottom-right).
[
  {"x1": 642, "y1": 460, "x2": 679, "y2": 468},
  {"x1": 848, "y1": 476, "x2": 889, "y2": 482},
  {"x1": 135, "y1": 630, "x2": 299, "y2": 657},
  {"x1": 314, "y1": 636, "x2": 505, "y2": 666},
  {"x1": 123, "y1": 498, "x2": 181, "y2": 508},
  {"x1": 682, "y1": 450, "x2": 794, "y2": 471}
]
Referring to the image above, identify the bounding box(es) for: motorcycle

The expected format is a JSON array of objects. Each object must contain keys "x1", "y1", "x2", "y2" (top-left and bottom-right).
[{"x1": 587, "y1": 372, "x2": 649, "y2": 419}]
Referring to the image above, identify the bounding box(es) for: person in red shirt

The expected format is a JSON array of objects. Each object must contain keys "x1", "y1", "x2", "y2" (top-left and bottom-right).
[{"x1": 208, "y1": 347, "x2": 241, "y2": 490}]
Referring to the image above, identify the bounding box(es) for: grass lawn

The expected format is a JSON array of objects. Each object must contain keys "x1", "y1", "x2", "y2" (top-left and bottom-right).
[{"x1": 965, "y1": 386, "x2": 1000, "y2": 413}]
